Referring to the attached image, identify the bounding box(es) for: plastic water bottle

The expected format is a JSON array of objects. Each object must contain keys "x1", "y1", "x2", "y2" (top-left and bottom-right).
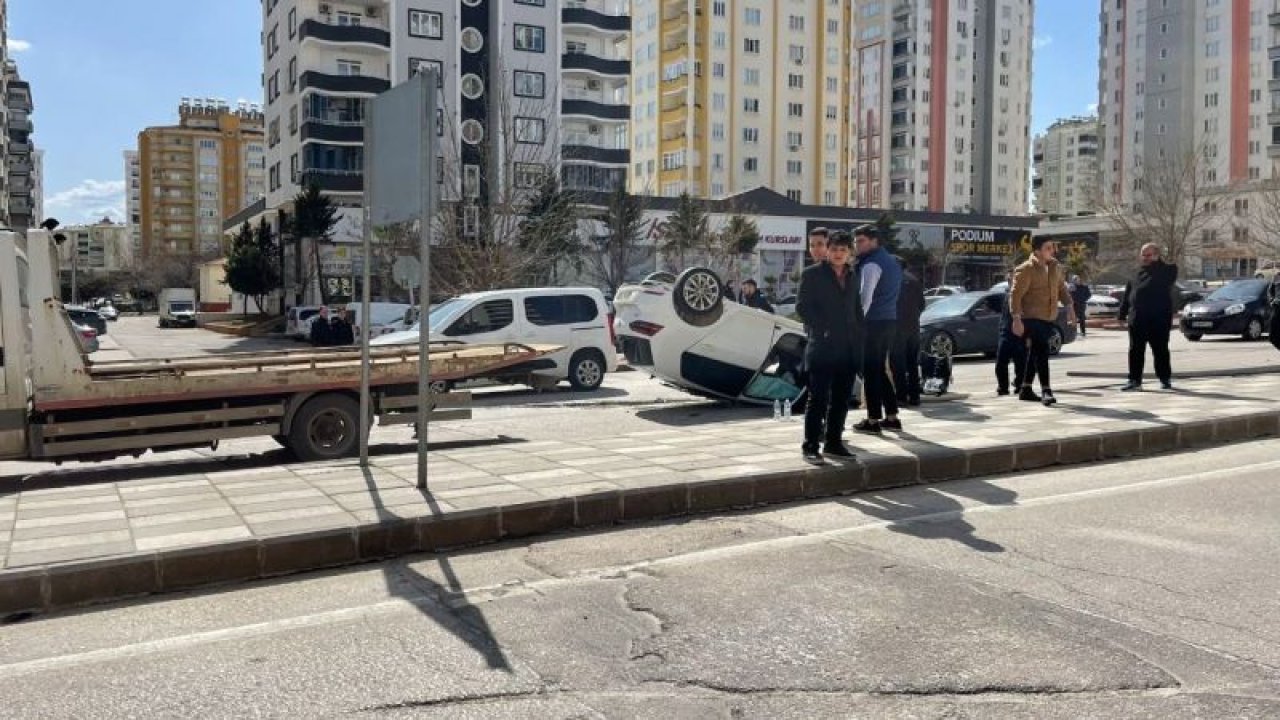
[
  {"x1": 773, "y1": 399, "x2": 782, "y2": 420},
  {"x1": 783, "y1": 398, "x2": 793, "y2": 420}
]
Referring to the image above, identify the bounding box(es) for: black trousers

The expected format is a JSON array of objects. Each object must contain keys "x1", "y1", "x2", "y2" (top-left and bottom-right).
[
  {"x1": 995, "y1": 333, "x2": 1026, "y2": 391},
  {"x1": 1128, "y1": 321, "x2": 1171, "y2": 384},
  {"x1": 1074, "y1": 302, "x2": 1088, "y2": 335},
  {"x1": 1021, "y1": 319, "x2": 1055, "y2": 390},
  {"x1": 804, "y1": 360, "x2": 854, "y2": 449},
  {"x1": 863, "y1": 321, "x2": 899, "y2": 420},
  {"x1": 891, "y1": 329, "x2": 921, "y2": 401}
]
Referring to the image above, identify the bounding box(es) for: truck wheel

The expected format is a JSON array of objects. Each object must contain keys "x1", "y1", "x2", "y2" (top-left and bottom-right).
[
  {"x1": 672, "y1": 267, "x2": 724, "y2": 327},
  {"x1": 429, "y1": 379, "x2": 453, "y2": 394},
  {"x1": 568, "y1": 349, "x2": 606, "y2": 391},
  {"x1": 288, "y1": 393, "x2": 360, "y2": 461}
]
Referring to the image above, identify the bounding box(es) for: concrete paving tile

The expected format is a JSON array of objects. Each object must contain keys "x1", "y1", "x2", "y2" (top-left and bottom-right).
[
  {"x1": 14, "y1": 484, "x2": 119, "y2": 500},
  {"x1": 225, "y1": 495, "x2": 340, "y2": 515},
  {"x1": 307, "y1": 475, "x2": 411, "y2": 493},
  {"x1": 15, "y1": 509, "x2": 127, "y2": 530},
  {"x1": 130, "y1": 506, "x2": 239, "y2": 528},
  {"x1": 329, "y1": 486, "x2": 433, "y2": 506},
  {"x1": 124, "y1": 496, "x2": 233, "y2": 518},
  {"x1": 442, "y1": 490, "x2": 545, "y2": 511},
  {"x1": 533, "y1": 481, "x2": 621, "y2": 498},
  {"x1": 216, "y1": 481, "x2": 317, "y2": 497},
  {"x1": 117, "y1": 478, "x2": 211, "y2": 496},
  {"x1": 5, "y1": 541, "x2": 137, "y2": 569},
  {"x1": 8, "y1": 529, "x2": 133, "y2": 553},
  {"x1": 240, "y1": 504, "x2": 355, "y2": 525},
  {"x1": 414, "y1": 466, "x2": 500, "y2": 482},
  {"x1": 433, "y1": 483, "x2": 524, "y2": 500},
  {"x1": 225, "y1": 488, "x2": 329, "y2": 506},
  {"x1": 594, "y1": 466, "x2": 671, "y2": 481},
  {"x1": 736, "y1": 451, "x2": 805, "y2": 464},
  {"x1": 422, "y1": 474, "x2": 503, "y2": 491},
  {"x1": 530, "y1": 447, "x2": 604, "y2": 460},
  {"x1": 135, "y1": 525, "x2": 253, "y2": 551},
  {"x1": 132, "y1": 513, "x2": 246, "y2": 538},
  {"x1": 348, "y1": 503, "x2": 456, "y2": 523},
  {"x1": 691, "y1": 464, "x2": 767, "y2": 481},
  {"x1": 11, "y1": 519, "x2": 131, "y2": 542},
  {"x1": 502, "y1": 468, "x2": 587, "y2": 484},
  {"x1": 558, "y1": 455, "x2": 627, "y2": 468},
  {"x1": 247, "y1": 513, "x2": 357, "y2": 538},
  {"x1": 17, "y1": 494, "x2": 124, "y2": 511},
  {"x1": 14, "y1": 501, "x2": 124, "y2": 520}
]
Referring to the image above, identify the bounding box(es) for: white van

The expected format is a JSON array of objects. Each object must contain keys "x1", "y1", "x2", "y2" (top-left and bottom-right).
[
  {"x1": 371, "y1": 287, "x2": 617, "y2": 391},
  {"x1": 338, "y1": 302, "x2": 413, "y2": 339}
]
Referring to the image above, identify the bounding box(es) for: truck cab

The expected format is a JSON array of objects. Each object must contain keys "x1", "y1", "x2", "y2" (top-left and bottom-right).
[{"x1": 158, "y1": 288, "x2": 197, "y2": 328}]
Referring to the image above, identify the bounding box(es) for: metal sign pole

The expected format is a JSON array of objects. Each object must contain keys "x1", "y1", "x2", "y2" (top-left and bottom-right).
[
  {"x1": 358, "y1": 106, "x2": 376, "y2": 466},
  {"x1": 417, "y1": 70, "x2": 437, "y2": 490}
]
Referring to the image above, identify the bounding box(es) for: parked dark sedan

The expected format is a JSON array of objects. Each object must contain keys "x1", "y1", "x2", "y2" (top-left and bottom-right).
[
  {"x1": 64, "y1": 305, "x2": 108, "y2": 336},
  {"x1": 920, "y1": 291, "x2": 1077, "y2": 357},
  {"x1": 1179, "y1": 278, "x2": 1273, "y2": 341}
]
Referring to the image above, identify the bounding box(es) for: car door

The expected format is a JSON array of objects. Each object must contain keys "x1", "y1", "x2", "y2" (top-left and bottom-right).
[
  {"x1": 521, "y1": 293, "x2": 578, "y2": 375},
  {"x1": 969, "y1": 294, "x2": 1005, "y2": 353},
  {"x1": 441, "y1": 298, "x2": 517, "y2": 348}
]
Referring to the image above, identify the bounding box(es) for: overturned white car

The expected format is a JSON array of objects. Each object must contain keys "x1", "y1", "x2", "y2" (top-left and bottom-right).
[{"x1": 612, "y1": 268, "x2": 808, "y2": 405}]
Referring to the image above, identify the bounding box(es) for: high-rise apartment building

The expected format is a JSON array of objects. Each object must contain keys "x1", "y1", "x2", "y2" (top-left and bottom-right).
[
  {"x1": 851, "y1": 0, "x2": 1033, "y2": 215},
  {"x1": 136, "y1": 99, "x2": 266, "y2": 258},
  {"x1": 1032, "y1": 116, "x2": 1100, "y2": 215},
  {"x1": 559, "y1": 1, "x2": 631, "y2": 192},
  {"x1": 4, "y1": 59, "x2": 36, "y2": 230},
  {"x1": 1098, "y1": 0, "x2": 1271, "y2": 208},
  {"x1": 124, "y1": 150, "x2": 142, "y2": 256},
  {"x1": 630, "y1": 0, "x2": 853, "y2": 204}
]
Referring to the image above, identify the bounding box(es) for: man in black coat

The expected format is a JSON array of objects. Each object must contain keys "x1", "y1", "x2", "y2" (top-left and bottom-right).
[
  {"x1": 891, "y1": 259, "x2": 925, "y2": 407},
  {"x1": 1117, "y1": 243, "x2": 1178, "y2": 391},
  {"x1": 1069, "y1": 275, "x2": 1092, "y2": 337},
  {"x1": 796, "y1": 231, "x2": 863, "y2": 463},
  {"x1": 309, "y1": 306, "x2": 333, "y2": 347}
]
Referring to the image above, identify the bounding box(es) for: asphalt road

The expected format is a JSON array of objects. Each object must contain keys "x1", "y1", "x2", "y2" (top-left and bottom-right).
[{"x1": 2, "y1": 440, "x2": 1277, "y2": 718}]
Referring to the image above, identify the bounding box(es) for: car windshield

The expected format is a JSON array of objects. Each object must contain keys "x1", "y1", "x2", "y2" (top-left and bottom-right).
[
  {"x1": 921, "y1": 294, "x2": 977, "y2": 321},
  {"x1": 170, "y1": 302, "x2": 195, "y2": 312},
  {"x1": 409, "y1": 298, "x2": 464, "y2": 332},
  {"x1": 370, "y1": 306, "x2": 408, "y2": 325},
  {"x1": 1207, "y1": 280, "x2": 1266, "y2": 302}
]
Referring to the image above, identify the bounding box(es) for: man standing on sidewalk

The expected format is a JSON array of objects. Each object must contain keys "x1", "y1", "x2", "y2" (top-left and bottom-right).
[
  {"x1": 1011, "y1": 237, "x2": 1076, "y2": 406},
  {"x1": 1069, "y1": 275, "x2": 1092, "y2": 338},
  {"x1": 994, "y1": 270, "x2": 1025, "y2": 395},
  {"x1": 807, "y1": 227, "x2": 829, "y2": 265},
  {"x1": 1117, "y1": 243, "x2": 1178, "y2": 391},
  {"x1": 796, "y1": 231, "x2": 862, "y2": 463},
  {"x1": 853, "y1": 224, "x2": 903, "y2": 433}
]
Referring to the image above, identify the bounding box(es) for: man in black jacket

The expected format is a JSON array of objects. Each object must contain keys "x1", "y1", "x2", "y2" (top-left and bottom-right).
[
  {"x1": 1117, "y1": 243, "x2": 1178, "y2": 391},
  {"x1": 739, "y1": 278, "x2": 774, "y2": 313},
  {"x1": 891, "y1": 258, "x2": 925, "y2": 406},
  {"x1": 796, "y1": 231, "x2": 863, "y2": 463}
]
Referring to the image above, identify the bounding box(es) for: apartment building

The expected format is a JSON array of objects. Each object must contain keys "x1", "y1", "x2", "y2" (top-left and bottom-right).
[
  {"x1": 1032, "y1": 116, "x2": 1100, "y2": 216},
  {"x1": 136, "y1": 99, "x2": 266, "y2": 258},
  {"x1": 560, "y1": 0, "x2": 631, "y2": 192},
  {"x1": 630, "y1": 0, "x2": 853, "y2": 204},
  {"x1": 851, "y1": 0, "x2": 1033, "y2": 215},
  {"x1": 57, "y1": 218, "x2": 133, "y2": 289},
  {"x1": 5, "y1": 59, "x2": 36, "y2": 231},
  {"x1": 124, "y1": 150, "x2": 142, "y2": 256}
]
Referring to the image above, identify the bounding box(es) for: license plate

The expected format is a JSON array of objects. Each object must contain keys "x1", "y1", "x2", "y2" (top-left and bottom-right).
[{"x1": 1190, "y1": 321, "x2": 1213, "y2": 329}]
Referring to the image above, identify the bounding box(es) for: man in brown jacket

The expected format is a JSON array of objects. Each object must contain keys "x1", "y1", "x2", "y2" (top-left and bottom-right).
[{"x1": 1010, "y1": 237, "x2": 1076, "y2": 406}]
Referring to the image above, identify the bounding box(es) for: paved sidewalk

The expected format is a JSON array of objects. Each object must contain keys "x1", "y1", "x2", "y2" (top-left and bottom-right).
[{"x1": 2, "y1": 374, "x2": 1279, "y2": 617}]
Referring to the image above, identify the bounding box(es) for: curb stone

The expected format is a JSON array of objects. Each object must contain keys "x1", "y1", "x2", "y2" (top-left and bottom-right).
[{"x1": 2, "y1": 409, "x2": 1278, "y2": 620}]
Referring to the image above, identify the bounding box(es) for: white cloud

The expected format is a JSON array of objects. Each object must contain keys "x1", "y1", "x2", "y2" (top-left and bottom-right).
[
  {"x1": 7, "y1": 39, "x2": 31, "y2": 53},
  {"x1": 45, "y1": 180, "x2": 127, "y2": 225},
  {"x1": 1086, "y1": 102, "x2": 1099, "y2": 114},
  {"x1": 1033, "y1": 35, "x2": 1053, "y2": 50}
]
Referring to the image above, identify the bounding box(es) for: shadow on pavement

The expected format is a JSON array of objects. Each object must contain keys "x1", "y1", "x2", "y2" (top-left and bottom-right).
[
  {"x1": 633, "y1": 402, "x2": 759, "y2": 426},
  {"x1": 839, "y1": 485, "x2": 1007, "y2": 553}
]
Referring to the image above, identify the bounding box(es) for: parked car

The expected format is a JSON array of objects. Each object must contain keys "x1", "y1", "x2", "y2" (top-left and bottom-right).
[
  {"x1": 97, "y1": 303, "x2": 119, "y2": 321},
  {"x1": 1085, "y1": 294, "x2": 1120, "y2": 318},
  {"x1": 773, "y1": 294, "x2": 797, "y2": 318},
  {"x1": 285, "y1": 305, "x2": 326, "y2": 341},
  {"x1": 64, "y1": 305, "x2": 108, "y2": 336},
  {"x1": 339, "y1": 302, "x2": 413, "y2": 339},
  {"x1": 72, "y1": 322, "x2": 99, "y2": 354},
  {"x1": 924, "y1": 285, "x2": 967, "y2": 306},
  {"x1": 1256, "y1": 260, "x2": 1279, "y2": 280},
  {"x1": 1179, "y1": 278, "x2": 1274, "y2": 341},
  {"x1": 920, "y1": 290, "x2": 1077, "y2": 358},
  {"x1": 612, "y1": 268, "x2": 807, "y2": 406},
  {"x1": 371, "y1": 287, "x2": 617, "y2": 392}
]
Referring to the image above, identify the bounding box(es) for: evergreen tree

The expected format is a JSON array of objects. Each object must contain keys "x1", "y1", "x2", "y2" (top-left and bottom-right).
[
  {"x1": 290, "y1": 184, "x2": 340, "y2": 305},
  {"x1": 660, "y1": 192, "x2": 709, "y2": 271},
  {"x1": 224, "y1": 221, "x2": 280, "y2": 317}
]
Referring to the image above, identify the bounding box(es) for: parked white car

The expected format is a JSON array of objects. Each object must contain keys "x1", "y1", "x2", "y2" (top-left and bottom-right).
[
  {"x1": 1085, "y1": 294, "x2": 1121, "y2": 318},
  {"x1": 339, "y1": 302, "x2": 413, "y2": 339},
  {"x1": 613, "y1": 268, "x2": 807, "y2": 405},
  {"x1": 370, "y1": 287, "x2": 617, "y2": 392},
  {"x1": 285, "y1": 305, "x2": 326, "y2": 340},
  {"x1": 924, "y1": 285, "x2": 967, "y2": 306}
]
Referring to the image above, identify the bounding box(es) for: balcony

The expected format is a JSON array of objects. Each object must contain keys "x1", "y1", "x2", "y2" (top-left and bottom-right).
[
  {"x1": 298, "y1": 19, "x2": 390, "y2": 48},
  {"x1": 1271, "y1": 11, "x2": 1280, "y2": 26},
  {"x1": 301, "y1": 120, "x2": 364, "y2": 143},
  {"x1": 561, "y1": 53, "x2": 630, "y2": 76},
  {"x1": 563, "y1": 144, "x2": 630, "y2": 165},
  {"x1": 300, "y1": 169, "x2": 363, "y2": 193},
  {"x1": 562, "y1": 7, "x2": 630, "y2": 32},
  {"x1": 561, "y1": 99, "x2": 630, "y2": 120},
  {"x1": 1269, "y1": 144, "x2": 1280, "y2": 159},
  {"x1": 8, "y1": 116, "x2": 32, "y2": 133},
  {"x1": 299, "y1": 71, "x2": 390, "y2": 95},
  {"x1": 7, "y1": 161, "x2": 30, "y2": 175}
]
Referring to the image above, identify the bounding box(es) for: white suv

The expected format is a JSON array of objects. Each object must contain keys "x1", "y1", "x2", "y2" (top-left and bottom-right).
[{"x1": 371, "y1": 287, "x2": 617, "y2": 391}]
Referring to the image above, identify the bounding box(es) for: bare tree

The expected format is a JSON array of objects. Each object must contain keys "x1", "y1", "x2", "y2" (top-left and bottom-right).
[
  {"x1": 705, "y1": 214, "x2": 760, "y2": 289},
  {"x1": 429, "y1": 63, "x2": 580, "y2": 295},
  {"x1": 658, "y1": 192, "x2": 709, "y2": 272},
  {"x1": 1243, "y1": 178, "x2": 1280, "y2": 266},
  {"x1": 583, "y1": 185, "x2": 652, "y2": 294}
]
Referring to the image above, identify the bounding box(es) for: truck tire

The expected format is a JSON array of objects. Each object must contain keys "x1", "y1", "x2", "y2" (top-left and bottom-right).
[
  {"x1": 672, "y1": 267, "x2": 725, "y2": 327},
  {"x1": 287, "y1": 393, "x2": 360, "y2": 461},
  {"x1": 568, "y1": 349, "x2": 606, "y2": 391}
]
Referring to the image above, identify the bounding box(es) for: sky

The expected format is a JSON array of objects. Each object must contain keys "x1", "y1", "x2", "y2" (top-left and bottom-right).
[{"x1": 8, "y1": 0, "x2": 1096, "y2": 226}]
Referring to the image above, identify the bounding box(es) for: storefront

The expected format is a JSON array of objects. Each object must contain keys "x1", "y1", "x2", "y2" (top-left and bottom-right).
[
  {"x1": 940, "y1": 226, "x2": 1034, "y2": 289},
  {"x1": 753, "y1": 218, "x2": 809, "y2": 298}
]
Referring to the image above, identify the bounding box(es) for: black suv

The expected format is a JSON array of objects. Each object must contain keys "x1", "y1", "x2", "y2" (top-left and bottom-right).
[{"x1": 65, "y1": 306, "x2": 108, "y2": 336}]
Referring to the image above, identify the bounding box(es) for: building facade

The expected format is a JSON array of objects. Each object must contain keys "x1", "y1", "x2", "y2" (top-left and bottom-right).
[
  {"x1": 4, "y1": 59, "x2": 36, "y2": 231},
  {"x1": 1032, "y1": 116, "x2": 1100, "y2": 215},
  {"x1": 56, "y1": 219, "x2": 133, "y2": 303},
  {"x1": 851, "y1": 0, "x2": 1034, "y2": 215},
  {"x1": 124, "y1": 150, "x2": 142, "y2": 256},
  {"x1": 135, "y1": 99, "x2": 266, "y2": 259}
]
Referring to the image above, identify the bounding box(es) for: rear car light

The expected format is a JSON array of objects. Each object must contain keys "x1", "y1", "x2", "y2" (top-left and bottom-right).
[{"x1": 629, "y1": 320, "x2": 664, "y2": 337}]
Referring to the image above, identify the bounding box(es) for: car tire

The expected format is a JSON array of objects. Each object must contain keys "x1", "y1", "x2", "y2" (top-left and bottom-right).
[
  {"x1": 429, "y1": 379, "x2": 453, "y2": 394},
  {"x1": 672, "y1": 267, "x2": 725, "y2": 327},
  {"x1": 924, "y1": 331, "x2": 956, "y2": 358},
  {"x1": 568, "y1": 349, "x2": 607, "y2": 391},
  {"x1": 287, "y1": 393, "x2": 360, "y2": 461},
  {"x1": 1047, "y1": 327, "x2": 1064, "y2": 356},
  {"x1": 1183, "y1": 332, "x2": 1203, "y2": 342},
  {"x1": 1243, "y1": 318, "x2": 1264, "y2": 341}
]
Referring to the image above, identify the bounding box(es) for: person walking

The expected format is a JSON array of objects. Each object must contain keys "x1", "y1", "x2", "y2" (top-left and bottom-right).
[
  {"x1": 994, "y1": 271, "x2": 1026, "y2": 395},
  {"x1": 1010, "y1": 237, "x2": 1076, "y2": 406},
  {"x1": 739, "y1": 278, "x2": 774, "y2": 313},
  {"x1": 853, "y1": 224, "x2": 903, "y2": 433},
  {"x1": 891, "y1": 257, "x2": 924, "y2": 407},
  {"x1": 309, "y1": 306, "x2": 332, "y2": 347},
  {"x1": 1069, "y1": 274, "x2": 1092, "y2": 337},
  {"x1": 1117, "y1": 243, "x2": 1178, "y2": 391},
  {"x1": 795, "y1": 231, "x2": 863, "y2": 463}
]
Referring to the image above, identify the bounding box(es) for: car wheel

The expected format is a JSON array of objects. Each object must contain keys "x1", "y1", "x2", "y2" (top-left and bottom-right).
[
  {"x1": 925, "y1": 331, "x2": 955, "y2": 358},
  {"x1": 1243, "y1": 318, "x2": 1264, "y2": 341},
  {"x1": 287, "y1": 393, "x2": 360, "y2": 461},
  {"x1": 672, "y1": 267, "x2": 725, "y2": 327},
  {"x1": 428, "y1": 379, "x2": 454, "y2": 394},
  {"x1": 1047, "y1": 327, "x2": 1064, "y2": 356},
  {"x1": 1183, "y1": 332, "x2": 1203, "y2": 342},
  {"x1": 568, "y1": 349, "x2": 606, "y2": 391}
]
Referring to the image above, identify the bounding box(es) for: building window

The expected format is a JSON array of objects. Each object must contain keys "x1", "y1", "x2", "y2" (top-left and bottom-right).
[
  {"x1": 744, "y1": 157, "x2": 758, "y2": 172},
  {"x1": 786, "y1": 160, "x2": 802, "y2": 175},
  {"x1": 513, "y1": 70, "x2": 546, "y2": 98},
  {"x1": 409, "y1": 10, "x2": 443, "y2": 39},
  {"x1": 514, "y1": 0, "x2": 546, "y2": 5},
  {"x1": 515, "y1": 117, "x2": 545, "y2": 144},
  {"x1": 288, "y1": 8, "x2": 297, "y2": 38},
  {"x1": 410, "y1": 58, "x2": 445, "y2": 86},
  {"x1": 463, "y1": 165, "x2": 481, "y2": 198},
  {"x1": 288, "y1": 58, "x2": 297, "y2": 91},
  {"x1": 460, "y1": 120, "x2": 484, "y2": 145},
  {"x1": 336, "y1": 59, "x2": 362, "y2": 76},
  {"x1": 744, "y1": 38, "x2": 760, "y2": 53},
  {"x1": 744, "y1": 68, "x2": 760, "y2": 85},
  {"x1": 461, "y1": 74, "x2": 484, "y2": 99},
  {"x1": 460, "y1": 27, "x2": 484, "y2": 53},
  {"x1": 786, "y1": 189, "x2": 802, "y2": 202},
  {"x1": 788, "y1": 103, "x2": 803, "y2": 117},
  {"x1": 743, "y1": 128, "x2": 759, "y2": 143},
  {"x1": 744, "y1": 98, "x2": 760, "y2": 113},
  {"x1": 514, "y1": 25, "x2": 546, "y2": 52},
  {"x1": 745, "y1": 8, "x2": 761, "y2": 25}
]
